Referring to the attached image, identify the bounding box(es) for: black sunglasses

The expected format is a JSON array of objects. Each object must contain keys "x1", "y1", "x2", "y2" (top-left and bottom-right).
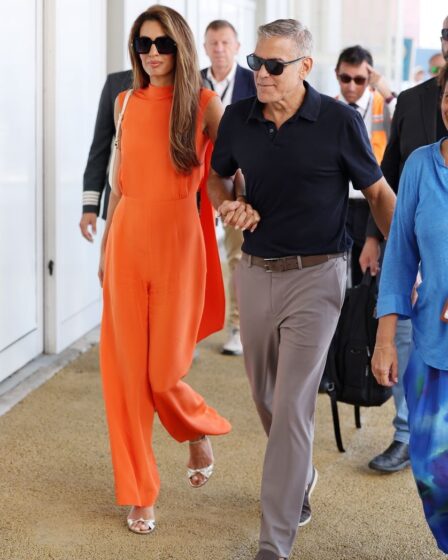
[
  {"x1": 442, "y1": 28, "x2": 448, "y2": 41},
  {"x1": 133, "y1": 35, "x2": 177, "y2": 55},
  {"x1": 246, "y1": 53, "x2": 306, "y2": 76},
  {"x1": 337, "y1": 73, "x2": 367, "y2": 85}
]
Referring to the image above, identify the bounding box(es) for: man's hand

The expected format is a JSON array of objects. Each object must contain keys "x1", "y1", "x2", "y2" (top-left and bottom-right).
[
  {"x1": 218, "y1": 199, "x2": 260, "y2": 232},
  {"x1": 80, "y1": 212, "x2": 97, "y2": 242},
  {"x1": 366, "y1": 63, "x2": 394, "y2": 100},
  {"x1": 359, "y1": 236, "x2": 381, "y2": 276},
  {"x1": 366, "y1": 64, "x2": 383, "y2": 88}
]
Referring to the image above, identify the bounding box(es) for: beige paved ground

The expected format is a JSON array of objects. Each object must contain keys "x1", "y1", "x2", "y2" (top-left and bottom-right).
[{"x1": 0, "y1": 331, "x2": 444, "y2": 560}]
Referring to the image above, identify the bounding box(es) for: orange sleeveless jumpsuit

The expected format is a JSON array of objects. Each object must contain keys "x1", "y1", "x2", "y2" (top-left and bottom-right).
[{"x1": 100, "y1": 85, "x2": 231, "y2": 507}]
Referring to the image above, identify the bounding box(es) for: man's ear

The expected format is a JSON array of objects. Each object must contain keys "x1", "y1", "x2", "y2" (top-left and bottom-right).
[{"x1": 300, "y1": 57, "x2": 313, "y2": 80}]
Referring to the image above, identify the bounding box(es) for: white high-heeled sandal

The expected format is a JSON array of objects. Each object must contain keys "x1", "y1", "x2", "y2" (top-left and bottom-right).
[
  {"x1": 187, "y1": 435, "x2": 214, "y2": 488},
  {"x1": 127, "y1": 517, "x2": 156, "y2": 534}
]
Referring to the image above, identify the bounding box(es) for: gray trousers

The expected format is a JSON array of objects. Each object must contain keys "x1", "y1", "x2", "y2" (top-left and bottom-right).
[{"x1": 236, "y1": 255, "x2": 346, "y2": 559}]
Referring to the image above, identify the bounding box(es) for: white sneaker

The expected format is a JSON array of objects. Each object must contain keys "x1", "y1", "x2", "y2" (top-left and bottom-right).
[{"x1": 221, "y1": 328, "x2": 243, "y2": 356}]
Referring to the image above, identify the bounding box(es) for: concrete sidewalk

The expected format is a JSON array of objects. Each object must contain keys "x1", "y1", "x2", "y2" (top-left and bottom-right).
[{"x1": 0, "y1": 330, "x2": 443, "y2": 560}]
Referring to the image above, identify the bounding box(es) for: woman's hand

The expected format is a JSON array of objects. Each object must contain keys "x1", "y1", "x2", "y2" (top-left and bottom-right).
[
  {"x1": 218, "y1": 199, "x2": 260, "y2": 232},
  {"x1": 98, "y1": 190, "x2": 121, "y2": 287},
  {"x1": 371, "y1": 343, "x2": 398, "y2": 387}
]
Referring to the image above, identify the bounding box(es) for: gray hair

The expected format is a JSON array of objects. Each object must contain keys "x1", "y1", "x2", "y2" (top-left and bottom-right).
[{"x1": 258, "y1": 19, "x2": 313, "y2": 57}]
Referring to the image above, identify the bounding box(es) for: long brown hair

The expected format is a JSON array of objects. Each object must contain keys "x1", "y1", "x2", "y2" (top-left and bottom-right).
[{"x1": 129, "y1": 5, "x2": 202, "y2": 174}]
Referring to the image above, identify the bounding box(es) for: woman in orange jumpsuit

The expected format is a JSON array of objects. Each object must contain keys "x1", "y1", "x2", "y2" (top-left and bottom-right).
[{"x1": 98, "y1": 5, "x2": 231, "y2": 534}]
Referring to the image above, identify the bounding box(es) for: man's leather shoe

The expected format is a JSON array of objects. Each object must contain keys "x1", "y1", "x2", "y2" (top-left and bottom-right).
[
  {"x1": 254, "y1": 551, "x2": 285, "y2": 560},
  {"x1": 368, "y1": 440, "x2": 410, "y2": 472}
]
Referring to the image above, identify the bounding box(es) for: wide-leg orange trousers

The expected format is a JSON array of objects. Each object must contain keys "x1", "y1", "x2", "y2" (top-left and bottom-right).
[{"x1": 100, "y1": 195, "x2": 231, "y2": 506}]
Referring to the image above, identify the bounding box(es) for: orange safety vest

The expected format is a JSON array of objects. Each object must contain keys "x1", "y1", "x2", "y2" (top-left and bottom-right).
[
  {"x1": 336, "y1": 90, "x2": 388, "y2": 165},
  {"x1": 370, "y1": 91, "x2": 388, "y2": 164}
]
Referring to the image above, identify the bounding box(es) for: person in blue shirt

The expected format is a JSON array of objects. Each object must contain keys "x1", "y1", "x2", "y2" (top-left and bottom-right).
[{"x1": 372, "y1": 62, "x2": 448, "y2": 554}]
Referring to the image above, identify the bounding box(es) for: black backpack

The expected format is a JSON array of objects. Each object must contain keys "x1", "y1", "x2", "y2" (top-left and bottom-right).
[{"x1": 320, "y1": 271, "x2": 392, "y2": 452}]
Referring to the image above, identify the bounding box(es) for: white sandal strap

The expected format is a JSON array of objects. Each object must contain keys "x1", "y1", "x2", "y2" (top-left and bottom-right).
[
  {"x1": 127, "y1": 518, "x2": 156, "y2": 531},
  {"x1": 187, "y1": 464, "x2": 214, "y2": 479}
]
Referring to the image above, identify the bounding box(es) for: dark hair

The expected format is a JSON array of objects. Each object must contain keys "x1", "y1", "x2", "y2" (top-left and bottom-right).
[
  {"x1": 128, "y1": 5, "x2": 201, "y2": 174},
  {"x1": 205, "y1": 19, "x2": 238, "y2": 38},
  {"x1": 438, "y1": 62, "x2": 448, "y2": 91},
  {"x1": 336, "y1": 45, "x2": 373, "y2": 71}
]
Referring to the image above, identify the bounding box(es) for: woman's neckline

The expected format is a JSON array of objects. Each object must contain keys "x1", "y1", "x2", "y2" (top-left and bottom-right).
[{"x1": 140, "y1": 83, "x2": 174, "y2": 99}]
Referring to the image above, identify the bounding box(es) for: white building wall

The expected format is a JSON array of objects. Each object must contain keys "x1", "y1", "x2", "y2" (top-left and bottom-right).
[
  {"x1": 43, "y1": 0, "x2": 107, "y2": 353},
  {"x1": 0, "y1": 0, "x2": 107, "y2": 382},
  {"x1": 0, "y1": 0, "x2": 43, "y2": 382}
]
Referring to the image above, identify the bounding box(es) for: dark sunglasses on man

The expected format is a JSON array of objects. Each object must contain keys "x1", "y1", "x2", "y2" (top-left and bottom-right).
[
  {"x1": 441, "y1": 28, "x2": 448, "y2": 40},
  {"x1": 133, "y1": 35, "x2": 177, "y2": 55},
  {"x1": 337, "y1": 74, "x2": 367, "y2": 85},
  {"x1": 247, "y1": 53, "x2": 306, "y2": 76}
]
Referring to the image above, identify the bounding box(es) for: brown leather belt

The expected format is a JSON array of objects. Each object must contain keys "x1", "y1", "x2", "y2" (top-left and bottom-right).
[{"x1": 242, "y1": 251, "x2": 345, "y2": 272}]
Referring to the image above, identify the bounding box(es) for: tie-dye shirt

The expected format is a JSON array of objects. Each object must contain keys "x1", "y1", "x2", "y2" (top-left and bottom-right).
[{"x1": 377, "y1": 138, "x2": 448, "y2": 370}]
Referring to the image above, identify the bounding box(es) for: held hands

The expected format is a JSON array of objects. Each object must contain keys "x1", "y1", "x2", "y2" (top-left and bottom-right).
[
  {"x1": 218, "y1": 199, "x2": 260, "y2": 232},
  {"x1": 371, "y1": 343, "x2": 398, "y2": 387},
  {"x1": 359, "y1": 236, "x2": 381, "y2": 276}
]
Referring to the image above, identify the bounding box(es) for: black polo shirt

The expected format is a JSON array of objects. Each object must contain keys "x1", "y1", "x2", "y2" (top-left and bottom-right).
[{"x1": 211, "y1": 81, "x2": 382, "y2": 257}]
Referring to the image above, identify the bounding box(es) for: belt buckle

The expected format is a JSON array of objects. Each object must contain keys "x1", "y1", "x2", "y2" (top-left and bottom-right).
[{"x1": 263, "y1": 257, "x2": 277, "y2": 273}]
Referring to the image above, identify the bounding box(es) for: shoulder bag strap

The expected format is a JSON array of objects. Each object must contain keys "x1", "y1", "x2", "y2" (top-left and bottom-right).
[{"x1": 115, "y1": 89, "x2": 133, "y2": 148}]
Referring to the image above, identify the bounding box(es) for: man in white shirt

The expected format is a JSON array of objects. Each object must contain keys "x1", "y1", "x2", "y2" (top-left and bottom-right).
[
  {"x1": 335, "y1": 45, "x2": 396, "y2": 286},
  {"x1": 201, "y1": 20, "x2": 256, "y2": 356},
  {"x1": 334, "y1": 45, "x2": 413, "y2": 475}
]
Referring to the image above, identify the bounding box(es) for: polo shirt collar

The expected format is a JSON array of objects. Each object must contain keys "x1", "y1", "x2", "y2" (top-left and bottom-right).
[{"x1": 246, "y1": 81, "x2": 321, "y2": 124}]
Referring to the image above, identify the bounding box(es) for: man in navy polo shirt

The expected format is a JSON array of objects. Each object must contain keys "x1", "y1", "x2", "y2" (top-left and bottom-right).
[{"x1": 208, "y1": 19, "x2": 396, "y2": 560}]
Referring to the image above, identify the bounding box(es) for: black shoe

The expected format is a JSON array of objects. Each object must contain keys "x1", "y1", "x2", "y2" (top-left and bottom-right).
[
  {"x1": 368, "y1": 440, "x2": 410, "y2": 473},
  {"x1": 254, "y1": 552, "x2": 285, "y2": 560},
  {"x1": 298, "y1": 467, "x2": 318, "y2": 527}
]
